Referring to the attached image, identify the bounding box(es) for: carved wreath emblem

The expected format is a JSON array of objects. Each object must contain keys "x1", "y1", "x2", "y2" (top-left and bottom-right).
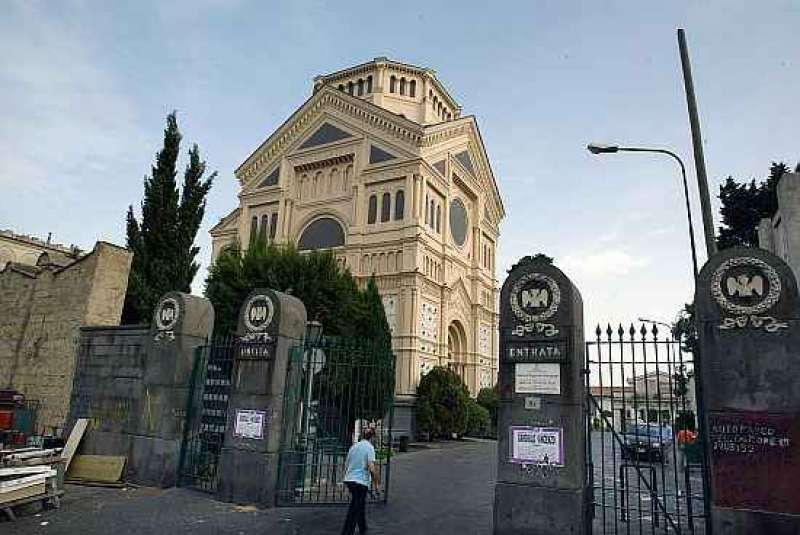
[
  {"x1": 710, "y1": 256, "x2": 781, "y2": 316},
  {"x1": 243, "y1": 294, "x2": 275, "y2": 332},
  {"x1": 510, "y1": 273, "x2": 561, "y2": 323},
  {"x1": 155, "y1": 297, "x2": 180, "y2": 331}
]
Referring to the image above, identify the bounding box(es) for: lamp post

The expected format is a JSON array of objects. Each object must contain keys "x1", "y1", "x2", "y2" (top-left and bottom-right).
[{"x1": 586, "y1": 143, "x2": 699, "y2": 281}]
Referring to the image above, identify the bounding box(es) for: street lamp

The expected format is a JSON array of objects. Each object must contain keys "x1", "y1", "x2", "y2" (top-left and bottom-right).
[{"x1": 586, "y1": 143, "x2": 699, "y2": 281}]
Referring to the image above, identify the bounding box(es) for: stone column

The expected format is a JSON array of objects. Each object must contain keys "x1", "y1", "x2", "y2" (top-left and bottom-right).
[
  {"x1": 216, "y1": 288, "x2": 306, "y2": 506},
  {"x1": 695, "y1": 247, "x2": 800, "y2": 533},
  {"x1": 135, "y1": 292, "x2": 214, "y2": 487},
  {"x1": 494, "y1": 259, "x2": 588, "y2": 535}
]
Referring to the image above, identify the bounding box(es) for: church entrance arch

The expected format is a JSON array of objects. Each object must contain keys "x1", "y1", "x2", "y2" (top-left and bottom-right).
[{"x1": 446, "y1": 319, "x2": 468, "y2": 382}]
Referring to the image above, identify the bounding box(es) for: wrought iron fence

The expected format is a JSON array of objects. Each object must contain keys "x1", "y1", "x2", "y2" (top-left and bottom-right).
[
  {"x1": 586, "y1": 323, "x2": 709, "y2": 534},
  {"x1": 178, "y1": 336, "x2": 236, "y2": 492},
  {"x1": 277, "y1": 337, "x2": 395, "y2": 506}
]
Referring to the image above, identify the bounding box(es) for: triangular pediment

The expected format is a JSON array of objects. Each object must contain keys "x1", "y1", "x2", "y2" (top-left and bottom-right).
[
  {"x1": 454, "y1": 150, "x2": 475, "y2": 175},
  {"x1": 432, "y1": 160, "x2": 446, "y2": 176},
  {"x1": 369, "y1": 144, "x2": 397, "y2": 164},
  {"x1": 256, "y1": 167, "x2": 280, "y2": 188},
  {"x1": 298, "y1": 122, "x2": 353, "y2": 149}
]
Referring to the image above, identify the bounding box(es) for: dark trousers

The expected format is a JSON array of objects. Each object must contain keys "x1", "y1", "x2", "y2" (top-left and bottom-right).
[{"x1": 341, "y1": 481, "x2": 368, "y2": 534}]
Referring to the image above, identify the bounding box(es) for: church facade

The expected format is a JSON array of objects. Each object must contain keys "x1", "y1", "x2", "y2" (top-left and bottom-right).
[{"x1": 210, "y1": 58, "x2": 504, "y2": 432}]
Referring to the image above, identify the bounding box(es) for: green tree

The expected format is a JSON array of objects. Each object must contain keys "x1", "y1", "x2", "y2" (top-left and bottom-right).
[
  {"x1": 716, "y1": 162, "x2": 790, "y2": 249},
  {"x1": 465, "y1": 398, "x2": 491, "y2": 438},
  {"x1": 123, "y1": 112, "x2": 215, "y2": 323},
  {"x1": 416, "y1": 367, "x2": 470, "y2": 439},
  {"x1": 476, "y1": 385, "x2": 499, "y2": 435},
  {"x1": 508, "y1": 253, "x2": 553, "y2": 273},
  {"x1": 204, "y1": 240, "x2": 395, "y2": 444}
]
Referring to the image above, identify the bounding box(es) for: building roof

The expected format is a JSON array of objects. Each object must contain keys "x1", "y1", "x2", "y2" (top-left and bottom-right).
[
  {"x1": 313, "y1": 57, "x2": 461, "y2": 113},
  {"x1": 0, "y1": 228, "x2": 82, "y2": 256}
]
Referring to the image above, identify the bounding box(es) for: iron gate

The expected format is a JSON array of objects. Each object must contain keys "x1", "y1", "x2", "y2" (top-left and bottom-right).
[
  {"x1": 177, "y1": 336, "x2": 236, "y2": 492},
  {"x1": 277, "y1": 337, "x2": 395, "y2": 506},
  {"x1": 585, "y1": 323, "x2": 710, "y2": 534}
]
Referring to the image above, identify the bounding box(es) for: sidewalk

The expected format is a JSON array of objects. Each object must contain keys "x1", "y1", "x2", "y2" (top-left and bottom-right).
[{"x1": 7, "y1": 439, "x2": 496, "y2": 535}]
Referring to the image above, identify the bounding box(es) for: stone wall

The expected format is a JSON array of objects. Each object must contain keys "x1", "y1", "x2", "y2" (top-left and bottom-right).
[
  {"x1": 0, "y1": 241, "x2": 132, "y2": 433},
  {"x1": 758, "y1": 171, "x2": 800, "y2": 282}
]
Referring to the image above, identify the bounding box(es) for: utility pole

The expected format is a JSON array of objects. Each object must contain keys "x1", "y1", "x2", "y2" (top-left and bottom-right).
[{"x1": 677, "y1": 28, "x2": 717, "y2": 258}]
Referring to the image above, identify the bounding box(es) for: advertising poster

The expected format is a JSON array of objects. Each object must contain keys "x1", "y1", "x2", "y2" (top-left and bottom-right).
[
  {"x1": 234, "y1": 409, "x2": 266, "y2": 440},
  {"x1": 509, "y1": 426, "x2": 564, "y2": 466}
]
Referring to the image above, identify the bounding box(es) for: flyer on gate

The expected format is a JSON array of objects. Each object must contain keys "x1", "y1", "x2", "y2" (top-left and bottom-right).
[{"x1": 509, "y1": 426, "x2": 564, "y2": 466}]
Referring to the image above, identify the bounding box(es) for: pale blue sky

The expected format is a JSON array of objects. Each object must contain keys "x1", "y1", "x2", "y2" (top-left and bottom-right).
[{"x1": 2, "y1": 1, "x2": 798, "y2": 329}]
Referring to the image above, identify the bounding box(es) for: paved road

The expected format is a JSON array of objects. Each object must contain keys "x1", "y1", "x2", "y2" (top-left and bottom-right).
[{"x1": 7, "y1": 439, "x2": 496, "y2": 535}]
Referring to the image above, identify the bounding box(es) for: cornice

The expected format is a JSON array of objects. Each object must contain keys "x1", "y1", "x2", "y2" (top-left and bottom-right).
[{"x1": 237, "y1": 88, "x2": 423, "y2": 186}]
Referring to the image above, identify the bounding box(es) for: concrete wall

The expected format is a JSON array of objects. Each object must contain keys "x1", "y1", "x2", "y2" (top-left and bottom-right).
[
  {"x1": 0, "y1": 241, "x2": 132, "y2": 433},
  {"x1": 759, "y1": 171, "x2": 800, "y2": 282}
]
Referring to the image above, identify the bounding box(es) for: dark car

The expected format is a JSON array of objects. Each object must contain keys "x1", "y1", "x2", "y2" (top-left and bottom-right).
[{"x1": 621, "y1": 423, "x2": 674, "y2": 463}]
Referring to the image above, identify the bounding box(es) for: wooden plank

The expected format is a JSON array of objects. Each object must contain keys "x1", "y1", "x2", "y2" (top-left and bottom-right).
[
  {"x1": 61, "y1": 418, "x2": 88, "y2": 471},
  {"x1": 0, "y1": 472, "x2": 54, "y2": 491},
  {"x1": 0, "y1": 465, "x2": 53, "y2": 477},
  {"x1": 0, "y1": 447, "x2": 38, "y2": 455},
  {"x1": 6, "y1": 448, "x2": 62, "y2": 460},
  {"x1": 66, "y1": 455, "x2": 125, "y2": 483},
  {"x1": 0, "y1": 482, "x2": 45, "y2": 504}
]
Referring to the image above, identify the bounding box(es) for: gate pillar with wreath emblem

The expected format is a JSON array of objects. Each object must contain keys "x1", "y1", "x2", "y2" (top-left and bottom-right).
[
  {"x1": 494, "y1": 258, "x2": 588, "y2": 535},
  {"x1": 696, "y1": 247, "x2": 800, "y2": 533},
  {"x1": 216, "y1": 288, "x2": 306, "y2": 506}
]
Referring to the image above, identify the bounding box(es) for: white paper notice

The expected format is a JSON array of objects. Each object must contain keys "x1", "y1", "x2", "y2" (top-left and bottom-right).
[
  {"x1": 515, "y1": 363, "x2": 560, "y2": 394},
  {"x1": 234, "y1": 409, "x2": 266, "y2": 440},
  {"x1": 510, "y1": 426, "x2": 564, "y2": 466}
]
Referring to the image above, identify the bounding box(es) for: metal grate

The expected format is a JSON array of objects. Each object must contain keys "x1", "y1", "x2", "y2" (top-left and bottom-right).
[
  {"x1": 586, "y1": 323, "x2": 710, "y2": 534},
  {"x1": 277, "y1": 337, "x2": 395, "y2": 506}
]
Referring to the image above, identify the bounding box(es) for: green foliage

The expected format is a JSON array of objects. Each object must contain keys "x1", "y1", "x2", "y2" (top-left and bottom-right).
[
  {"x1": 204, "y1": 239, "x2": 395, "y2": 443},
  {"x1": 416, "y1": 367, "x2": 470, "y2": 439},
  {"x1": 123, "y1": 112, "x2": 215, "y2": 324},
  {"x1": 465, "y1": 398, "x2": 491, "y2": 438},
  {"x1": 716, "y1": 162, "x2": 790, "y2": 249},
  {"x1": 508, "y1": 253, "x2": 553, "y2": 273},
  {"x1": 204, "y1": 239, "x2": 371, "y2": 338},
  {"x1": 671, "y1": 303, "x2": 697, "y2": 355},
  {"x1": 476, "y1": 385, "x2": 499, "y2": 433}
]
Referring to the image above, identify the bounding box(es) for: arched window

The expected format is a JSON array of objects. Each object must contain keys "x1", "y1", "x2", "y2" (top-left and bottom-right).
[
  {"x1": 438, "y1": 102, "x2": 443, "y2": 116},
  {"x1": 270, "y1": 213, "x2": 278, "y2": 240},
  {"x1": 394, "y1": 190, "x2": 405, "y2": 220},
  {"x1": 348, "y1": 81, "x2": 354, "y2": 95},
  {"x1": 357, "y1": 78, "x2": 364, "y2": 96},
  {"x1": 260, "y1": 214, "x2": 268, "y2": 241},
  {"x1": 399, "y1": 77, "x2": 406, "y2": 95},
  {"x1": 381, "y1": 192, "x2": 391, "y2": 222},
  {"x1": 429, "y1": 200, "x2": 435, "y2": 228},
  {"x1": 338, "y1": 84, "x2": 344, "y2": 91},
  {"x1": 389, "y1": 75, "x2": 397, "y2": 93},
  {"x1": 250, "y1": 216, "x2": 258, "y2": 243},
  {"x1": 424, "y1": 195, "x2": 429, "y2": 224},
  {"x1": 432, "y1": 96, "x2": 438, "y2": 109},
  {"x1": 436, "y1": 205, "x2": 441, "y2": 233},
  {"x1": 297, "y1": 217, "x2": 345, "y2": 250},
  {"x1": 368, "y1": 194, "x2": 377, "y2": 224},
  {"x1": 366, "y1": 75, "x2": 373, "y2": 93},
  {"x1": 409, "y1": 80, "x2": 416, "y2": 98}
]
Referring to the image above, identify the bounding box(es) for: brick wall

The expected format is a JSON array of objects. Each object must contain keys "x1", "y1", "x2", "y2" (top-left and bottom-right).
[{"x1": 0, "y1": 241, "x2": 132, "y2": 433}]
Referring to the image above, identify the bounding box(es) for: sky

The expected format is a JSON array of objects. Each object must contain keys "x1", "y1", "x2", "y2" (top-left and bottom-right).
[{"x1": 2, "y1": 1, "x2": 799, "y2": 331}]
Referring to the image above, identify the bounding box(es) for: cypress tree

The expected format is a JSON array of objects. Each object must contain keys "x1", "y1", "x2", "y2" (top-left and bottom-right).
[{"x1": 122, "y1": 112, "x2": 215, "y2": 324}]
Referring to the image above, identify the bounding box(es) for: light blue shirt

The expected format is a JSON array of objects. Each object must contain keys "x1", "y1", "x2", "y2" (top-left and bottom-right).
[{"x1": 343, "y1": 439, "x2": 376, "y2": 487}]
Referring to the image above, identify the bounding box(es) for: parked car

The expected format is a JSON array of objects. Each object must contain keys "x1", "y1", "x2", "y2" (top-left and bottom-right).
[{"x1": 621, "y1": 423, "x2": 674, "y2": 463}]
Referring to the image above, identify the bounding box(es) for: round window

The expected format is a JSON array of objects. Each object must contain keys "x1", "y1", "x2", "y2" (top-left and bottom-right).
[{"x1": 449, "y1": 198, "x2": 469, "y2": 247}]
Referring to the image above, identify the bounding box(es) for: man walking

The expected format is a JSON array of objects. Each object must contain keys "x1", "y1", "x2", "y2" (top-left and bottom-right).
[{"x1": 341, "y1": 427, "x2": 380, "y2": 534}]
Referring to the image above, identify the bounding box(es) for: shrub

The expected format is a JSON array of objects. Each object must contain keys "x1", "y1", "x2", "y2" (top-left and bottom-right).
[
  {"x1": 476, "y1": 385, "x2": 499, "y2": 434},
  {"x1": 416, "y1": 367, "x2": 469, "y2": 439},
  {"x1": 465, "y1": 398, "x2": 491, "y2": 438}
]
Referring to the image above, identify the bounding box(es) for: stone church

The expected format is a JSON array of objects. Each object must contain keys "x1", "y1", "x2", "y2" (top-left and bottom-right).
[{"x1": 210, "y1": 58, "x2": 504, "y2": 431}]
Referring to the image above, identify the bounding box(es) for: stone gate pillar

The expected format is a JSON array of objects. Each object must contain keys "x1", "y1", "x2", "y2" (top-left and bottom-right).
[
  {"x1": 134, "y1": 291, "x2": 214, "y2": 486},
  {"x1": 494, "y1": 258, "x2": 588, "y2": 535},
  {"x1": 696, "y1": 247, "x2": 800, "y2": 533},
  {"x1": 216, "y1": 288, "x2": 306, "y2": 506}
]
